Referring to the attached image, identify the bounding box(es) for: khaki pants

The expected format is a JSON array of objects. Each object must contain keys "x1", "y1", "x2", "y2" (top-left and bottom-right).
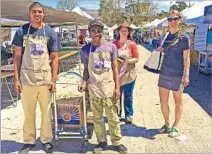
[
  {"x1": 91, "y1": 97, "x2": 122, "y2": 146},
  {"x1": 21, "y1": 84, "x2": 53, "y2": 144}
]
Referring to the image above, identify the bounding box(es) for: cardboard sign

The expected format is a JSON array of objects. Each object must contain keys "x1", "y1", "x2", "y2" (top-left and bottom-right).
[{"x1": 1, "y1": 28, "x2": 11, "y2": 42}]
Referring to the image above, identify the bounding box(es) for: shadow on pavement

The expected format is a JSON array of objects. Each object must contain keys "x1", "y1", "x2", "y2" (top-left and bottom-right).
[
  {"x1": 184, "y1": 66, "x2": 212, "y2": 116},
  {"x1": 120, "y1": 124, "x2": 158, "y2": 140}
]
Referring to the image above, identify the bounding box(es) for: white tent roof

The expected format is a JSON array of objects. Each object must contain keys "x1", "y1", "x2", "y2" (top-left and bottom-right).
[
  {"x1": 156, "y1": 17, "x2": 167, "y2": 28},
  {"x1": 1, "y1": 18, "x2": 27, "y2": 27},
  {"x1": 181, "y1": 1, "x2": 212, "y2": 19},
  {"x1": 149, "y1": 18, "x2": 160, "y2": 28},
  {"x1": 72, "y1": 6, "x2": 94, "y2": 20},
  {"x1": 111, "y1": 24, "x2": 118, "y2": 30},
  {"x1": 130, "y1": 24, "x2": 138, "y2": 29}
]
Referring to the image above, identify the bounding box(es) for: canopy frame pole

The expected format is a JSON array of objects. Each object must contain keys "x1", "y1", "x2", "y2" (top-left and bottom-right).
[{"x1": 75, "y1": 12, "x2": 82, "y2": 76}]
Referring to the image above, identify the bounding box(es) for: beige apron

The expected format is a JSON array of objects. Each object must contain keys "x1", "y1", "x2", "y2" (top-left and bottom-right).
[
  {"x1": 20, "y1": 24, "x2": 52, "y2": 85},
  {"x1": 118, "y1": 40, "x2": 136, "y2": 86},
  {"x1": 87, "y1": 43, "x2": 115, "y2": 99}
]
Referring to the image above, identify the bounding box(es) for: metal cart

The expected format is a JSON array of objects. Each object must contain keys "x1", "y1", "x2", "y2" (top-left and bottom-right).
[{"x1": 51, "y1": 72, "x2": 89, "y2": 151}]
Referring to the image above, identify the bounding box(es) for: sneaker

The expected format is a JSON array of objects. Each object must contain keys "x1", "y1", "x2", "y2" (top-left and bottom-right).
[
  {"x1": 93, "y1": 142, "x2": 107, "y2": 153},
  {"x1": 114, "y1": 144, "x2": 128, "y2": 154},
  {"x1": 169, "y1": 127, "x2": 179, "y2": 138},
  {"x1": 42, "y1": 142, "x2": 54, "y2": 153},
  {"x1": 125, "y1": 116, "x2": 133, "y2": 124},
  {"x1": 19, "y1": 144, "x2": 35, "y2": 154}
]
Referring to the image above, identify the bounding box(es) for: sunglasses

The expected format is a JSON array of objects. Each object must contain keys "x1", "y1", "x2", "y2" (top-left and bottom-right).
[
  {"x1": 168, "y1": 17, "x2": 180, "y2": 22},
  {"x1": 90, "y1": 30, "x2": 103, "y2": 34}
]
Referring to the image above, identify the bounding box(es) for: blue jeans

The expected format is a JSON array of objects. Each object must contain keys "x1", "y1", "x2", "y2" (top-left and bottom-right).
[{"x1": 119, "y1": 80, "x2": 135, "y2": 118}]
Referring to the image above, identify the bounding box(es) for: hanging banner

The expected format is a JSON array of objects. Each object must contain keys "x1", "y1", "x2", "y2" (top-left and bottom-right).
[
  {"x1": 204, "y1": 5, "x2": 212, "y2": 15},
  {"x1": 194, "y1": 24, "x2": 209, "y2": 52}
]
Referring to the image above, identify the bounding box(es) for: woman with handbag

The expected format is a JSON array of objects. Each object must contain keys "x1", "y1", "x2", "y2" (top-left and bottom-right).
[
  {"x1": 113, "y1": 22, "x2": 139, "y2": 124},
  {"x1": 157, "y1": 10, "x2": 190, "y2": 137}
]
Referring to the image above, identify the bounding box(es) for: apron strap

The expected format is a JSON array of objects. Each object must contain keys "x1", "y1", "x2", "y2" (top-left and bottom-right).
[{"x1": 27, "y1": 23, "x2": 46, "y2": 37}]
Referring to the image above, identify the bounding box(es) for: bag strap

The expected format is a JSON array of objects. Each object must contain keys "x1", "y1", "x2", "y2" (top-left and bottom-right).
[
  {"x1": 163, "y1": 31, "x2": 182, "y2": 53},
  {"x1": 161, "y1": 32, "x2": 169, "y2": 46}
]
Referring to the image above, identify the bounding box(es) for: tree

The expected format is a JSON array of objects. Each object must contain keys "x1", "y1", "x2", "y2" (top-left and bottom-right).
[
  {"x1": 99, "y1": 0, "x2": 158, "y2": 26},
  {"x1": 170, "y1": 1, "x2": 188, "y2": 12},
  {"x1": 157, "y1": 10, "x2": 168, "y2": 19},
  {"x1": 99, "y1": 0, "x2": 126, "y2": 26}
]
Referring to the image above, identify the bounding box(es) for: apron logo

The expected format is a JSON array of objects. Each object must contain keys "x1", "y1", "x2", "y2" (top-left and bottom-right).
[
  {"x1": 29, "y1": 43, "x2": 44, "y2": 56},
  {"x1": 94, "y1": 60, "x2": 104, "y2": 69}
]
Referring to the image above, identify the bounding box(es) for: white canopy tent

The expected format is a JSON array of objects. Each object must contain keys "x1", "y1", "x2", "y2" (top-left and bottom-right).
[
  {"x1": 72, "y1": 6, "x2": 113, "y2": 39},
  {"x1": 156, "y1": 17, "x2": 167, "y2": 28},
  {"x1": 111, "y1": 24, "x2": 118, "y2": 30},
  {"x1": 181, "y1": 1, "x2": 212, "y2": 20},
  {"x1": 130, "y1": 24, "x2": 139, "y2": 29},
  {"x1": 72, "y1": 6, "x2": 94, "y2": 20},
  {"x1": 149, "y1": 18, "x2": 160, "y2": 28}
]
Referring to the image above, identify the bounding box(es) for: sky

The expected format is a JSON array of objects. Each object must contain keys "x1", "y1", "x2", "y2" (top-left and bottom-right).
[{"x1": 36, "y1": 0, "x2": 205, "y2": 11}]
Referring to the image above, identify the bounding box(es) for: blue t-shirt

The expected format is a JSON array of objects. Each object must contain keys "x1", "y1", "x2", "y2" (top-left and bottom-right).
[
  {"x1": 162, "y1": 32, "x2": 189, "y2": 51},
  {"x1": 160, "y1": 32, "x2": 190, "y2": 77},
  {"x1": 12, "y1": 23, "x2": 58, "y2": 54},
  {"x1": 81, "y1": 42, "x2": 118, "y2": 64}
]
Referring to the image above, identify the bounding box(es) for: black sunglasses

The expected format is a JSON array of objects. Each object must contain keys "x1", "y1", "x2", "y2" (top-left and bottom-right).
[{"x1": 168, "y1": 17, "x2": 180, "y2": 22}]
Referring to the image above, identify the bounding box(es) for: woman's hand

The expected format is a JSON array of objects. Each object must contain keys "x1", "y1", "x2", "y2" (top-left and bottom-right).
[
  {"x1": 182, "y1": 75, "x2": 189, "y2": 87},
  {"x1": 156, "y1": 46, "x2": 164, "y2": 52}
]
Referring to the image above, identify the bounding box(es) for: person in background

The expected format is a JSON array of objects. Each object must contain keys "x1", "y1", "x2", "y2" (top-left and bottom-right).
[
  {"x1": 79, "y1": 31, "x2": 86, "y2": 44},
  {"x1": 79, "y1": 19, "x2": 127, "y2": 154},
  {"x1": 157, "y1": 10, "x2": 190, "y2": 137},
  {"x1": 12, "y1": 2, "x2": 58, "y2": 153},
  {"x1": 113, "y1": 22, "x2": 139, "y2": 124}
]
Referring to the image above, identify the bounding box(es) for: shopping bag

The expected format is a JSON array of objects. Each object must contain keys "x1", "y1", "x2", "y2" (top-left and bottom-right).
[
  {"x1": 144, "y1": 50, "x2": 164, "y2": 72},
  {"x1": 144, "y1": 32, "x2": 169, "y2": 73}
]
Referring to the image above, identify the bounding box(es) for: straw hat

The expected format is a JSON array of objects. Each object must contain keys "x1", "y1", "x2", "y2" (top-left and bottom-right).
[{"x1": 117, "y1": 21, "x2": 133, "y2": 31}]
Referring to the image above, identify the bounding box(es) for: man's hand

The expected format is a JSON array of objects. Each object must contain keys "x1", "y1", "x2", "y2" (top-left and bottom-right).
[
  {"x1": 14, "y1": 80, "x2": 22, "y2": 93},
  {"x1": 182, "y1": 75, "x2": 189, "y2": 87},
  {"x1": 49, "y1": 83, "x2": 56, "y2": 93},
  {"x1": 78, "y1": 82, "x2": 86, "y2": 92},
  {"x1": 113, "y1": 88, "x2": 120, "y2": 102},
  {"x1": 156, "y1": 46, "x2": 164, "y2": 52}
]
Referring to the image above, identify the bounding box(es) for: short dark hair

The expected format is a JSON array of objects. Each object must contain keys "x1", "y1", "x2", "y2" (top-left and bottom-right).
[{"x1": 29, "y1": 2, "x2": 44, "y2": 12}]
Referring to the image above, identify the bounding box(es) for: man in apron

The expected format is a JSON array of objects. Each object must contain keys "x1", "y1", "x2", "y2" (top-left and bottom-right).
[
  {"x1": 12, "y1": 2, "x2": 58, "y2": 153},
  {"x1": 79, "y1": 20, "x2": 127, "y2": 154}
]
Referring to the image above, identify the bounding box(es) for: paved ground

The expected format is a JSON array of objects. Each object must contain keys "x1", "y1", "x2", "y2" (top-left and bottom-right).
[{"x1": 1, "y1": 45, "x2": 212, "y2": 153}]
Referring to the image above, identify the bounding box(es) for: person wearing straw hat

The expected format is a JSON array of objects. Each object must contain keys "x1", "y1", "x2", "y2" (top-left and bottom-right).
[
  {"x1": 157, "y1": 10, "x2": 190, "y2": 137},
  {"x1": 113, "y1": 22, "x2": 139, "y2": 124},
  {"x1": 79, "y1": 19, "x2": 127, "y2": 154},
  {"x1": 12, "y1": 2, "x2": 58, "y2": 153}
]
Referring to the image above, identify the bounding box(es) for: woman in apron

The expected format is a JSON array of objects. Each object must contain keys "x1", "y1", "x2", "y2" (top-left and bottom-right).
[
  {"x1": 113, "y1": 22, "x2": 139, "y2": 124},
  {"x1": 157, "y1": 10, "x2": 190, "y2": 137}
]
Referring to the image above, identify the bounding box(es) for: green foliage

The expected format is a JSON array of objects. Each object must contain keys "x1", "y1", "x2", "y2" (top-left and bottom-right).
[
  {"x1": 170, "y1": 1, "x2": 188, "y2": 12},
  {"x1": 99, "y1": 0, "x2": 158, "y2": 26}
]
